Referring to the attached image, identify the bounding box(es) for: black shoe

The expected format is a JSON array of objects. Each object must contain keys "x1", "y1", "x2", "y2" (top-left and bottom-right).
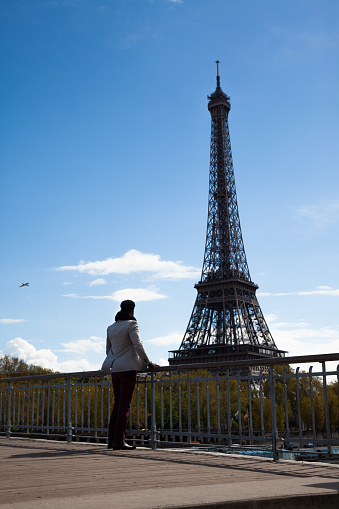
[
  {"x1": 113, "y1": 443, "x2": 136, "y2": 451},
  {"x1": 107, "y1": 442, "x2": 114, "y2": 450}
]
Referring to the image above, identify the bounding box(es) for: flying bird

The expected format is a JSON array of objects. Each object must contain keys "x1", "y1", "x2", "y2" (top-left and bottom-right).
[{"x1": 19, "y1": 283, "x2": 30, "y2": 287}]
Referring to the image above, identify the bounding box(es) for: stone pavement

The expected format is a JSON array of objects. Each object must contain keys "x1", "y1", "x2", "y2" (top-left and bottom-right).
[{"x1": 0, "y1": 438, "x2": 338, "y2": 509}]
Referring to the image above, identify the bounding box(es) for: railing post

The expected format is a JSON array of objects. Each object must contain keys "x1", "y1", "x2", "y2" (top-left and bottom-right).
[
  {"x1": 226, "y1": 369, "x2": 231, "y2": 446},
  {"x1": 309, "y1": 366, "x2": 316, "y2": 445},
  {"x1": 259, "y1": 370, "x2": 264, "y2": 441},
  {"x1": 94, "y1": 380, "x2": 97, "y2": 439},
  {"x1": 206, "y1": 371, "x2": 210, "y2": 437},
  {"x1": 247, "y1": 370, "x2": 253, "y2": 445},
  {"x1": 150, "y1": 371, "x2": 157, "y2": 450},
  {"x1": 236, "y1": 373, "x2": 242, "y2": 437},
  {"x1": 322, "y1": 361, "x2": 332, "y2": 455},
  {"x1": 47, "y1": 381, "x2": 50, "y2": 436},
  {"x1": 295, "y1": 367, "x2": 302, "y2": 445},
  {"x1": 7, "y1": 382, "x2": 12, "y2": 439},
  {"x1": 169, "y1": 372, "x2": 173, "y2": 437},
  {"x1": 187, "y1": 370, "x2": 192, "y2": 445},
  {"x1": 269, "y1": 366, "x2": 278, "y2": 461},
  {"x1": 178, "y1": 372, "x2": 182, "y2": 438},
  {"x1": 27, "y1": 381, "x2": 30, "y2": 434},
  {"x1": 283, "y1": 368, "x2": 290, "y2": 446},
  {"x1": 67, "y1": 377, "x2": 72, "y2": 443}
]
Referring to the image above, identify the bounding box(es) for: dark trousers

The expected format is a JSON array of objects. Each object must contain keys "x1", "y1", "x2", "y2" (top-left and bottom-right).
[{"x1": 108, "y1": 370, "x2": 137, "y2": 445}]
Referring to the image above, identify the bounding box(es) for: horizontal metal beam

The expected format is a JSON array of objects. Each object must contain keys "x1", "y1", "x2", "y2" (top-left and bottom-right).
[{"x1": 1, "y1": 352, "x2": 338, "y2": 382}]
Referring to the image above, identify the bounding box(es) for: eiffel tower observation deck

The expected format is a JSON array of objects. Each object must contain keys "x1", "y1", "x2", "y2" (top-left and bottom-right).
[{"x1": 169, "y1": 63, "x2": 286, "y2": 366}]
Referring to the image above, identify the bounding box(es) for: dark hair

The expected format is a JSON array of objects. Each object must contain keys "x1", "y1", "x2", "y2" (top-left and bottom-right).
[{"x1": 120, "y1": 300, "x2": 135, "y2": 314}]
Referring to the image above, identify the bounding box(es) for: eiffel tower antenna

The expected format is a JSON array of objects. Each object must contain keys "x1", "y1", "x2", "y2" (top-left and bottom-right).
[
  {"x1": 216, "y1": 60, "x2": 220, "y2": 88},
  {"x1": 169, "y1": 65, "x2": 286, "y2": 366}
]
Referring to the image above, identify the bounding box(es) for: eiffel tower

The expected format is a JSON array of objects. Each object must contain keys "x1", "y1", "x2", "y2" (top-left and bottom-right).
[{"x1": 169, "y1": 63, "x2": 286, "y2": 366}]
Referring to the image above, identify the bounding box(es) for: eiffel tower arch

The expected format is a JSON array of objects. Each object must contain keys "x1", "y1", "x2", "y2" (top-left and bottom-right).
[{"x1": 169, "y1": 64, "x2": 286, "y2": 366}]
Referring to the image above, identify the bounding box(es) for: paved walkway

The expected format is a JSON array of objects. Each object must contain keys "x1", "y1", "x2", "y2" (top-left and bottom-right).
[{"x1": 0, "y1": 438, "x2": 338, "y2": 508}]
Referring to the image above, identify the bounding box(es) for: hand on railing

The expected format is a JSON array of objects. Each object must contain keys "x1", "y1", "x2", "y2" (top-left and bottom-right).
[{"x1": 147, "y1": 362, "x2": 160, "y2": 369}]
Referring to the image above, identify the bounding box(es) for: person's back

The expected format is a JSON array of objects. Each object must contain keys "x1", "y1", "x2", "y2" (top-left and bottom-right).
[{"x1": 107, "y1": 319, "x2": 150, "y2": 372}]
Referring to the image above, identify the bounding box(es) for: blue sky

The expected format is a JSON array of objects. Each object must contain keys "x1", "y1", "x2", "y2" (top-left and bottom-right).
[{"x1": 1, "y1": 0, "x2": 338, "y2": 375}]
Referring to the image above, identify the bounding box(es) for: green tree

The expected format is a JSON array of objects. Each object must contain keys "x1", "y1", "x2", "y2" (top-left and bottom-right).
[{"x1": 0, "y1": 355, "x2": 55, "y2": 378}]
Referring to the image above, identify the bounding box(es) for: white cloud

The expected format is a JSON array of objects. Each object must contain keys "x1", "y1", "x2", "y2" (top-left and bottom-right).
[
  {"x1": 265, "y1": 314, "x2": 310, "y2": 328},
  {"x1": 60, "y1": 336, "x2": 105, "y2": 354},
  {"x1": 62, "y1": 281, "x2": 73, "y2": 286},
  {"x1": 146, "y1": 331, "x2": 183, "y2": 346},
  {"x1": 0, "y1": 319, "x2": 26, "y2": 324},
  {"x1": 56, "y1": 359, "x2": 95, "y2": 372},
  {"x1": 299, "y1": 287, "x2": 339, "y2": 296},
  {"x1": 265, "y1": 313, "x2": 279, "y2": 322},
  {"x1": 55, "y1": 249, "x2": 200, "y2": 280},
  {"x1": 63, "y1": 287, "x2": 167, "y2": 302},
  {"x1": 296, "y1": 200, "x2": 339, "y2": 231},
  {"x1": 4, "y1": 338, "x2": 102, "y2": 373},
  {"x1": 111, "y1": 288, "x2": 167, "y2": 302},
  {"x1": 158, "y1": 357, "x2": 169, "y2": 366},
  {"x1": 258, "y1": 286, "x2": 339, "y2": 297},
  {"x1": 5, "y1": 338, "x2": 58, "y2": 370},
  {"x1": 88, "y1": 278, "x2": 107, "y2": 287},
  {"x1": 266, "y1": 316, "x2": 339, "y2": 378}
]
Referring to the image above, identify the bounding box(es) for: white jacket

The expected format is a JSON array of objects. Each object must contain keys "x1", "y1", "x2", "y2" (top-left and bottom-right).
[{"x1": 106, "y1": 320, "x2": 151, "y2": 372}]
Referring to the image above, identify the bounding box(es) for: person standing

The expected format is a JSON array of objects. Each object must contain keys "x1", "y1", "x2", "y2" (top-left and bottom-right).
[{"x1": 106, "y1": 299, "x2": 157, "y2": 450}]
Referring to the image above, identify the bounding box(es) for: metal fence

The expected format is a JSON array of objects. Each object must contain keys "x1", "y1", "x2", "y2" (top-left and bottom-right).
[{"x1": 1, "y1": 353, "x2": 338, "y2": 460}]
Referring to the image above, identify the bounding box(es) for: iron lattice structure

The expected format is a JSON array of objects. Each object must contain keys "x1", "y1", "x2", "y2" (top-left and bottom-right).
[{"x1": 169, "y1": 67, "x2": 285, "y2": 365}]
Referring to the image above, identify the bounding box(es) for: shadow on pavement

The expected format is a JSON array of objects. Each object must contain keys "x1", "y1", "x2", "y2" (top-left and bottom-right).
[{"x1": 1, "y1": 439, "x2": 339, "y2": 482}]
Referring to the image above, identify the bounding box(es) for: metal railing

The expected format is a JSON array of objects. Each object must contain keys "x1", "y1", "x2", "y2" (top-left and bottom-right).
[{"x1": 1, "y1": 353, "x2": 338, "y2": 460}]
